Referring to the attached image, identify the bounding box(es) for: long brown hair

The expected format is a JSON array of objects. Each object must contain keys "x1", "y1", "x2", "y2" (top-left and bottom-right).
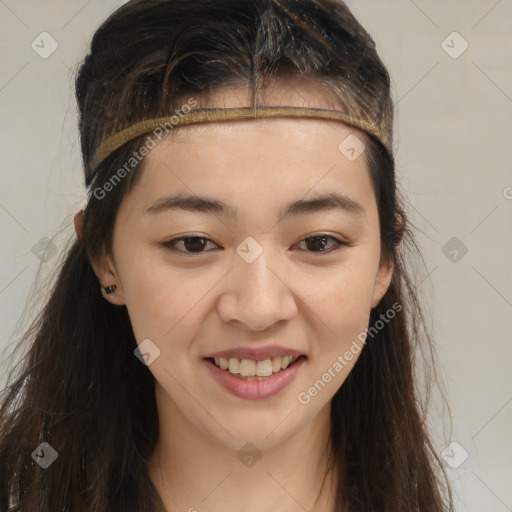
[{"x1": 0, "y1": 1, "x2": 453, "y2": 510}]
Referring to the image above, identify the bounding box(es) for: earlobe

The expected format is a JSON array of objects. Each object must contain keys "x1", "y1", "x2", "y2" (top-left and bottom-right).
[
  {"x1": 370, "y1": 258, "x2": 394, "y2": 309},
  {"x1": 94, "y1": 254, "x2": 126, "y2": 306},
  {"x1": 100, "y1": 282, "x2": 124, "y2": 305},
  {"x1": 74, "y1": 209, "x2": 125, "y2": 305}
]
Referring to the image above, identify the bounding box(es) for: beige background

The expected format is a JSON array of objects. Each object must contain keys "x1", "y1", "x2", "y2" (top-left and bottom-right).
[{"x1": 1, "y1": 1, "x2": 511, "y2": 510}]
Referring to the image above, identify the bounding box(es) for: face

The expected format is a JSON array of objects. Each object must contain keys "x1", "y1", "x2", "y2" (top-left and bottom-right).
[{"x1": 92, "y1": 113, "x2": 393, "y2": 451}]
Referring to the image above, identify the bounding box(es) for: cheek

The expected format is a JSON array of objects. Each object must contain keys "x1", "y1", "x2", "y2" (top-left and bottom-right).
[
  {"x1": 309, "y1": 249, "x2": 378, "y2": 319},
  {"x1": 126, "y1": 277, "x2": 199, "y2": 343},
  {"x1": 113, "y1": 247, "x2": 182, "y2": 336},
  {"x1": 118, "y1": 254, "x2": 225, "y2": 360},
  {"x1": 303, "y1": 251, "x2": 378, "y2": 365}
]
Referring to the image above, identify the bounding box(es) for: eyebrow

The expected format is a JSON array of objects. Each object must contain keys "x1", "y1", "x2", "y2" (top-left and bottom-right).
[{"x1": 144, "y1": 191, "x2": 365, "y2": 221}]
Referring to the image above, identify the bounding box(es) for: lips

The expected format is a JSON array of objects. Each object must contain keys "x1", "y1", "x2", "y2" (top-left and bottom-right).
[
  {"x1": 203, "y1": 344, "x2": 305, "y2": 361},
  {"x1": 204, "y1": 355, "x2": 306, "y2": 399},
  {"x1": 202, "y1": 344, "x2": 307, "y2": 399}
]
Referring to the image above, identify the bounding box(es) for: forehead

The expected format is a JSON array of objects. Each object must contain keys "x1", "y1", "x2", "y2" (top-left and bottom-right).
[
  {"x1": 160, "y1": 113, "x2": 345, "y2": 143},
  {"x1": 127, "y1": 117, "x2": 376, "y2": 222},
  {"x1": 140, "y1": 77, "x2": 371, "y2": 176},
  {"x1": 143, "y1": 117, "x2": 370, "y2": 189},
  {"x1": 165, "y1": 75, "x2": 355, "y2": 144}
]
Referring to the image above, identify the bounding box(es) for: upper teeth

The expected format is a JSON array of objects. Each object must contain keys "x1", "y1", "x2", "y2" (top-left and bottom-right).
[{"x1": 213, "y1": 356, "x2": 300, "y2": 377}]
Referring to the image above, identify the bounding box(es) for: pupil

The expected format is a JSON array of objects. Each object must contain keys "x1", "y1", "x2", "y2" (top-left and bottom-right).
[
  {"x1": 184, "y1": 237, "x2": 207, "y2": 252},
  {"x1": 308, "y1": 236, "x2": 328, "y2": 251}
]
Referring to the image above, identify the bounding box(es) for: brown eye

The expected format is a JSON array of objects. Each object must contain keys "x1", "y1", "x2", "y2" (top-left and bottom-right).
[
  {"x1": 161, "y1": 233, "x2": 347, "y2": 258},
  {"x1": 297, "y1": 234, "x2": 347, "y2": 255},
  {"x1": 162, "y1": 236, "x2": 218, "y2": 255}
]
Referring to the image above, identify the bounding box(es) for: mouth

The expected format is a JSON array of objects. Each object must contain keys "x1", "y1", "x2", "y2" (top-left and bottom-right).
[
  {"x1": 204, "y1": 354, "x2": 307, "y2": 399},
  {"x1": 205, "y1": 355, "x2": 306, "y2": 381}
]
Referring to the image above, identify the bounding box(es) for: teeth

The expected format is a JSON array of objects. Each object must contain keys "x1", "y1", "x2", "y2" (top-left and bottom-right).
[
  {"x1": 228, "y1": 358, "x2": 240, "y2": 374},
  {"x1": 281, "y1": 356, "x2": 292, "y2": 369},
  {"x1": 213, "y1": 355, "x2": 300, "y2": 377},
  {"x1": 256, "y1": 359, "x2": 273, "y2": 377},
  {"x1": 240, "y1": 359, "x2": 256, "y2": 377}
]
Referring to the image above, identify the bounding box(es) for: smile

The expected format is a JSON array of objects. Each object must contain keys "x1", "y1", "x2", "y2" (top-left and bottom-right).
[
  {"x1": 209, "y1": 355, "x2": 301, "y2": 379},
  {"x1": 204, "y1": 355, "x2": 307, "y2": 399}
]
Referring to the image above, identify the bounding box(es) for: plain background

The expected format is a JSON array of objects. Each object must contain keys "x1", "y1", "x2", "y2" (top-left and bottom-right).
[{"x1": 0, "y1": 1, "x2": 511, "y2": 510}]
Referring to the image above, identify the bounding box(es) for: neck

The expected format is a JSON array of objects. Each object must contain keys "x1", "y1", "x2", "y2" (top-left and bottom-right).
[{"x1": 147, "y1": 383, "x2": 338, "y2": 512}]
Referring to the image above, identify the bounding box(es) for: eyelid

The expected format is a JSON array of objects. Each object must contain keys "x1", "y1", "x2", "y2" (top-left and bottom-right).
[
  {"x1": 295, "y1": 233, "x2": 349, "y2": 256},
  {"x1": 160, "y1": 232, "x2": 350, "y2": 257},
  {"x1": 161, "y1": 233, "x2": 218, "y2": 256}
]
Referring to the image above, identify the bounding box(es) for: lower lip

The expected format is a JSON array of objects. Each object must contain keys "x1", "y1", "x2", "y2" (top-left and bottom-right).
[{"x1": 204, "y1": 356, "x2": 306, "y2": 400}]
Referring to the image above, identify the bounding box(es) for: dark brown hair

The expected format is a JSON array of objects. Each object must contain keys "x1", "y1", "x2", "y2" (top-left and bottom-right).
[{"x1": 0, "y1": 1, "x2": 453, "y2": 510}]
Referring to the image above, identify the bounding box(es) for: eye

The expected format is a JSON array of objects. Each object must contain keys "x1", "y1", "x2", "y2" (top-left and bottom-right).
[
  {"x1": 295, "y1": 234, "x2": 348, "y2": 255},
  {"x1": 161, "y1": 233, "x2": 348, "y2": 257},
  {"x1": 161, "y1": 235, "x2": 219, "y2": 256}
]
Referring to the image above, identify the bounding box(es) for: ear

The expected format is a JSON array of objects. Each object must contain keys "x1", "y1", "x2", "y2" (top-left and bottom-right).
[
  {"x1": 370, "y1": 256, "x2": 394, "y2": 309},
  {"x1": 73, "y1": 209, "x2": 126, "y2": 306},
  {"x1": 73, "y1": 210, "x2": 85, "y2": 241}
]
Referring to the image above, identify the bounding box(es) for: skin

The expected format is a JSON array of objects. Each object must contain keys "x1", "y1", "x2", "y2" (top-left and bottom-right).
[{"x1": 75, "y1": 85, "x2": 393, "y2": 512}]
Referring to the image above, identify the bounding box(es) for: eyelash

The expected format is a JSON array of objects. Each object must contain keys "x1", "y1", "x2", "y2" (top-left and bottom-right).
[{"x1": 161, "y1": 233, "x2": 348, "y2": 257}]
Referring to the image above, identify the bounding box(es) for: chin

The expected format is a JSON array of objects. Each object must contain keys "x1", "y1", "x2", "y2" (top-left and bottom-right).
[{"x1": 202, "y1": 406, "x2": 312, "y2": 452}]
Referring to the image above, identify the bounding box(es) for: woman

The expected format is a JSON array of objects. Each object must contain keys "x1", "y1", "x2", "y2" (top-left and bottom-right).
[{"x1": 0, "y1": 0, "x2": 453, "y2": 510}]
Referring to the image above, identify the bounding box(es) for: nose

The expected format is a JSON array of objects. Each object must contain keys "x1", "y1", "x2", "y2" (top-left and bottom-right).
[{"x1": 216, "y1": 244, "x2": 298, "y2": 331}]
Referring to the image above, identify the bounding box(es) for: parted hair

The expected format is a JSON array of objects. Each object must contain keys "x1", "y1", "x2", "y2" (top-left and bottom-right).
[{"x1": 0, "y1": 1, "x2": 453, "y2": 511}]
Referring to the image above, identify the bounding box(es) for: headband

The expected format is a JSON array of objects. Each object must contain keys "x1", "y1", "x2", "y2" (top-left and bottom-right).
[{"x1": 88, "y1": 106, "x2": 391, "y2": 181}]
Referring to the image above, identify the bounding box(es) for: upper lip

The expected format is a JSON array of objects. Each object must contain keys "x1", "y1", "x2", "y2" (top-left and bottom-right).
[{"x1": 204, "y1": 345, "x2": 305, "y2": 360}]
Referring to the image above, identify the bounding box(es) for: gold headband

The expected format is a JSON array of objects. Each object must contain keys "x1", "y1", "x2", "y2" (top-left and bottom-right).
[{"x1": 89, "y1": 106, "x2": 391, "y2": 179}]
